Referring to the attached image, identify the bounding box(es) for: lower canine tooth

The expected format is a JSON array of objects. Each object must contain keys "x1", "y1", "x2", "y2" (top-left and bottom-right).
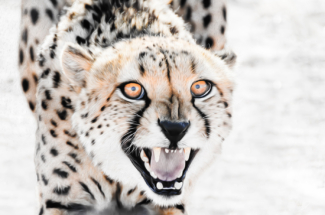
[
  {"x1": 175, "y1": 182, "x2": 183, "y2": 190},
  {"x1": 184, "y1": 147, "x2": 191, "y2": 161},
  {"x1": 157, "y1": 182, "x2": 163, "y2": 190},
  {"x1": 165, "y1": 149, "x2": 169, "y2": 153},
  {"x1": 145, "y1": 162, "x2": 151, "y2": 172}
]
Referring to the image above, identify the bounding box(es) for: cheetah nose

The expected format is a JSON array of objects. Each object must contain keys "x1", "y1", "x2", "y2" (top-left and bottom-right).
[{"x1": 158, "y1": 119, "x2": 190, "y2": 150}]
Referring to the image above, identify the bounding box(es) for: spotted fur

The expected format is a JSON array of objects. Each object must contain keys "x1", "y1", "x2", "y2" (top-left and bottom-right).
[{"x1": 19, "y1": 0, "x2": 235, "y2": 214}]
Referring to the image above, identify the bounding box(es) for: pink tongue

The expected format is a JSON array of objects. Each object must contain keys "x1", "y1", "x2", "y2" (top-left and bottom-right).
[{"x1": 150, "y1": 149, "x2": 185, "y2": 181}]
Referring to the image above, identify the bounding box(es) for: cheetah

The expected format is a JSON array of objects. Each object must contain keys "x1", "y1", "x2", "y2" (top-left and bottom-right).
[{"x1": 18, "y1": 0, "x2": 236, "y2": 214}]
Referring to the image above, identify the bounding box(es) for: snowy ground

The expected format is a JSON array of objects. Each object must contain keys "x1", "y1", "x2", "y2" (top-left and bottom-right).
[{"x1": 1, "y1": 0, "x2": 325, "y2": 214}]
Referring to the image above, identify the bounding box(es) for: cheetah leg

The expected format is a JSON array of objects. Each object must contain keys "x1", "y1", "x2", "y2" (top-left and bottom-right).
[
  {"x1": 19, "y1": 0, "x2": 73, "y2": 116},
  {"x1": 170, "y1": 0, "x2": 228, "y2": 50}
]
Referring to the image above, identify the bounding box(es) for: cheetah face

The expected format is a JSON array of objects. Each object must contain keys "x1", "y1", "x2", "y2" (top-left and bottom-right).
[{"x1": 61, "y1": 37, "x2": 234, "y2": 205}]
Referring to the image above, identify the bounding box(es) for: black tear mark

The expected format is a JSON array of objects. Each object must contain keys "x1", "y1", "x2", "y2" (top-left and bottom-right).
[
  {"x1": 53, "y1": 168, "x2": 69, "y2": 178},
  {"x1": 191, "y1": 99, "x2": 210, "y2": 137}
]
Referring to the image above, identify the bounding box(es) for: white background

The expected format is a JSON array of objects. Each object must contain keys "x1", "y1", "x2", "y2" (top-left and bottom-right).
[{"x1": 0, "y1": 0, "x2": 325, "y2": 214}]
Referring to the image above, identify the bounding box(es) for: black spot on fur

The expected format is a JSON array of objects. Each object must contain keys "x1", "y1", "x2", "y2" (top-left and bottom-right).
[
  {"x1": 220, "y1": 25, "x2": 225, "y2": 34},
  {"x1": 33, "y1": 74, "x2": 38, "y2": 84},
  {"x1": 53, "y1": 168, "x2": 69, "y2": 178},
  {"x1": 19, "y1": 49, "x2": 24, "y2": 65},
  {"x1": 202, "y1": 0, "x2": 211, "y2": 8},
  {"x1": 176, "y1": 204, "x2": 185, "y2": 213},
  {"x1": 180, "y1": 0, "x2": 187, "y2": 7},
  {"x1": 64, "y1": 130, "x2": 77, "y2": 138},
  {"x1": 41, "y1": 100, "x2": 47, "y2": 110},
  {"x1": 50, "y1": 130, "x2": 57, "y2": 138},
  {"x1": 227, "y1": 113, "x2": 232, "y2": 118},
  {"x1": 100, "y1": 106, "x2": 106, "y2": 111},
  {"x1": 68, "y1": 153, "x2": 81, "y2": 164},
  {"x1": 29, "y1": 101, "x2": 35, "y2": 111},
  {"x1": 30, "y1": 8, "x2": 39, "y2": 25},
  {"x1": 41, "y1": 154, "x2": 46, "y2": 162},
  {"x1": 76, "y1": 36, "x2": 86, "y2": 45},
  {"x1": 50, "y1": 120, "x2": 57, "y2": 128},
  {"x1": 52, "y1": 71, "x2": 61, "y2": 88},
  {"x1": 127, "y1": 187, "x2": 137, "y2": 195},
  {"x1": 22, "y1": 78, "x2": 29, "y2": 92},
  {"x1": 81, "y1": 113, "x2": 89, "y2": 118},
  {"x1": 170, "y1": 26, "x2": 179, "y2": 35},
  {"x1": 139, "y1": 64, "x2": 145, "y2": 75},
  {"x1": 53, "y1": 186, "x2": 71, "y2": 195},
  {"x1": 61, "y1": 97, "x2": 73, "y2": 109},
  {"x1": 224, "y1": 102, "x2": 228, "y2": 108},
  {"x1": 205, "y1": 37, "x2": 214, "y2": 49},
  {"x1": 50, "y1": 148, "x2": 58, "y2": 156},
  {"x1": 80, "y1": 182, "x2": 95, "y2": 200},
  {"x1": 104, "y1": 175, "x2": 114, "y2": 184},
  {"x1": 42, "y1": 175, "x2": 48, "y2": 185},
  {"x1": 222, "y1": 6, "x2": 227, "y2": 21},
  {"x1": 49, "y1": 0, "x2": 57, "y2": 7},
  {"x1": 185, "y1": 6, "x2": 192, "y2": 21},
  {"x1": 91, "y1": 139, "x2": 95, "y2": 145},
  {"x1": 115, "y1": 182, "x2": 122, "y2": 208},
  {"x1": 46, "y1": 9, "x2": 54, "y2": 21},
  {"x1": 57, "y1": 109, "x2": 68, "y2": 120},
  {"x1": 39, "y1": 207, "x2": 44, "y2": 215},
  {"x1": 137, "y1": 198, "x2": 151, "y2": 205},
  {"x1": 41, "y1": 134, "x2": 46, "y2": 145},
  {"x1": 45, "y1": 90, "x2": 52, "y2": 100},
  {"x1": 91, "y1": 177, "x2": 105, "y2": 198},
  {"x1": 97, "y1": 124, "x2": 102, "y2": 129},
  {"x1": 29, "y1": 46, "x2": 35, "y2": 61},
  {"x1": 22, "y1": 28, "x2": 28, "y2": 45},
  {"x1": 63, "y1": 161, "x2": 77, "y2": 172},
  {"x1": 203, "y1": 14, "x2": 212, "y2": 28},
  {"x1": 66, "y1": 141, "x2": 79, "y2": 149},
  {"x1": 41, "y1": 68, "x2": 50, "y2": 79},
  {"x1": 81, "y1": 19, "x2": 91, "y2": 30},
  {"x1": 91, "y1": 116, "x2": 98, "y2": 123}
]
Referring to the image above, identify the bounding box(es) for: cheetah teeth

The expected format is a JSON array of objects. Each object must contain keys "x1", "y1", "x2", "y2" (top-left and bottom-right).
[
  {"x1": 156, "y1": 182, "x2": 183, "y2": 190},
  {"x1": 157, "y1": 182, "x2": 163, "y2": 190},
  {"x1": 140, "y1": 150, "x2": 149, "y2": 162},
  {"x1": 153, "y1": 147, "x2": 161, "y2": 162},
  {"x1": 174, "y1": 182, "x2": 183, "y2": 190},
  {"x1": 184, "y1": 147, "x2": 191, "y2": 161}
]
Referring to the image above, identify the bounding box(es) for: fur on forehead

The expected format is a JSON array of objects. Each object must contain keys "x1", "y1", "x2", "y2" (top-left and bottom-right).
[{"x1": 87, "y1": 36, "x2": 234, "y2": 93}]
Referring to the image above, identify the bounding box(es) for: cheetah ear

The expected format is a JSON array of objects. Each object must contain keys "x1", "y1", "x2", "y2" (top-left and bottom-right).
[
  {"x1": 212, "y1": 48, "x2": 237, "y2": 69},
  {"x1": 61, "y1": 43, "x2": 94, "y2": 89}
]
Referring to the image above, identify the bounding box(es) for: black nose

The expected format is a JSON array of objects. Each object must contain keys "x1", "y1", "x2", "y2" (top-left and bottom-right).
[{"x1": 158, "y1": 120, "x2": 190, "y2": 149}]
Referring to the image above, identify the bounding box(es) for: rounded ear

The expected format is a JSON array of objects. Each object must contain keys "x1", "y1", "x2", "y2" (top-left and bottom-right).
[
  {"x1": 213, "y1": 48, "x2": 237, "y2": 69},
  {"x1": 60, "y1": 43, "x2": 94, "y2": 89}
]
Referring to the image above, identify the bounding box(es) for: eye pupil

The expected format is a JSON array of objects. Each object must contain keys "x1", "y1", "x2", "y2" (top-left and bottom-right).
[
  {"x1": 131, "y1": 86, "x2": 136, "y2": 91},
  {"x1": 195, "y1": 84, "x2": 200, "y2": 89}
]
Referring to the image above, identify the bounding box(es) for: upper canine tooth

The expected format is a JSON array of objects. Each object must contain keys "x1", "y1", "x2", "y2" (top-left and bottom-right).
[
  {"x1": 140, "y1": 150, "x2": 149, "y2": 163},
  {"x1": 165, "y1": 149, "x2": 169, "y2": 153},
  {"x1": 145, "y1": 162, "x2": 151, "y2": 172},
  {"x1": 174, "y1": 182, "x2": 183, "y2": 190},
  {"x1": 150, "y1": 171, "x2": 157, "y2": 179},
  {"x1": 184, "y1": 147, "x2": 191, "y2": 161},
  {"x1": 153, "y1": 147, "x2": 161, "y2": 162}
]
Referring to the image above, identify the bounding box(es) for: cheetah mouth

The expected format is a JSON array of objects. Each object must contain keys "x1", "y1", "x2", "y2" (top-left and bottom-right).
[{"x1": 127, "y1": 146, "x2": 198, "y2": 196}]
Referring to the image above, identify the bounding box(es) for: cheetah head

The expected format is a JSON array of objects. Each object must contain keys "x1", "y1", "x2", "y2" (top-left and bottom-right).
[{"x1": 61, "y1": 36, "x2": 234, "y2": 206}]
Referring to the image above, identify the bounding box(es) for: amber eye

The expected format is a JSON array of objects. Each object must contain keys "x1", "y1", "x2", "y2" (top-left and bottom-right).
[
  {"x1": 123, "y1": 83, "x2": 144, "y2": 99},
  {"x1": 191, "y1": 80, "x2": 211, "y2": 98}
]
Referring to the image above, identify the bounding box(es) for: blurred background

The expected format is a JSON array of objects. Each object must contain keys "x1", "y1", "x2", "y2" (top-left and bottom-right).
[{"x1": 0, "y1": 0, "x2": 325, "y2": 214}]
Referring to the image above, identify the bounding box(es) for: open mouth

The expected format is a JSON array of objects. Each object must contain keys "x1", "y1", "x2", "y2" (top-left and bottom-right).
[{"x1": 126, "y1": 146, "x2": 198, "y2": 196}]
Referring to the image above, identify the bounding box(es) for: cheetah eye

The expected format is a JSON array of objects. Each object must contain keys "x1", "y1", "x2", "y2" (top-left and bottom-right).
[
  {"x1": 191, "y1": 80, "x2": 212, "y2": 98},
  {"x1": 122, "y1": 82, "x2": 145, "y2": 100}
]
